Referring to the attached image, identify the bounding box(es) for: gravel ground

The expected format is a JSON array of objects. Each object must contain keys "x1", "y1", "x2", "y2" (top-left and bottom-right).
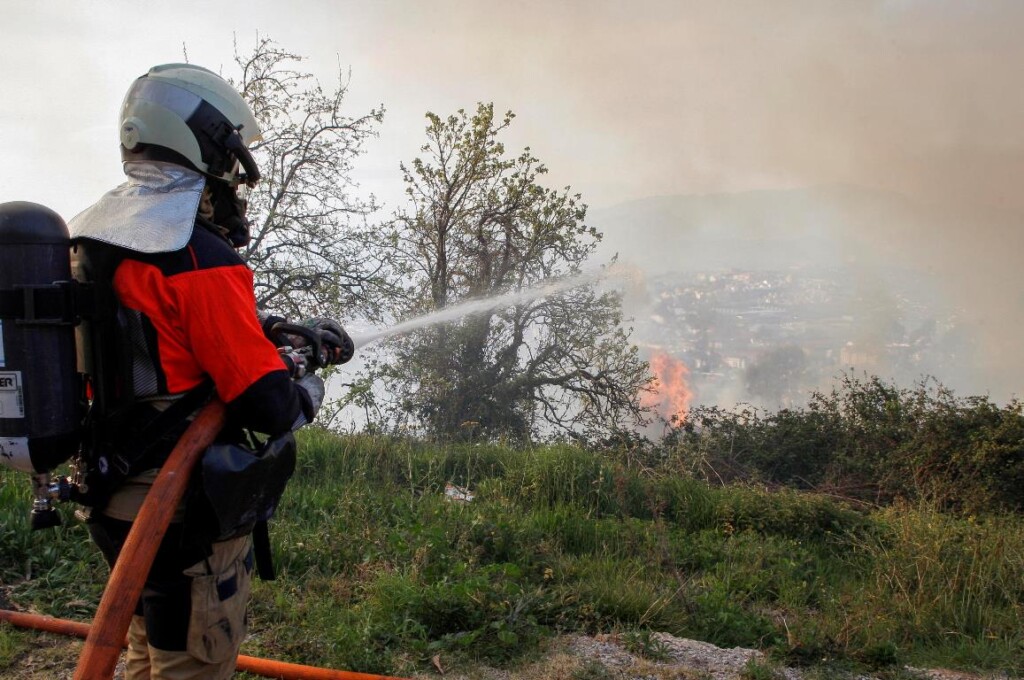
[
  {"x1": 563, "y1": 632, "x2": 1016, "y2": 680},
  {"x1": 408, "y1": 632, "x2": 1018, "y2": 680},
  {"x1": 568, "y1": 632, "x2": 779, "y2": 679},
  {"x1": 1, "y1": 627, "x2": 1018, "y2": 680}
]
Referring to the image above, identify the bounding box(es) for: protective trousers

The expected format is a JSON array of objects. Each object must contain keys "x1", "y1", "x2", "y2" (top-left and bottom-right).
[{"x1": 88, "y1": 516, "x2": 253, "y2": 680}]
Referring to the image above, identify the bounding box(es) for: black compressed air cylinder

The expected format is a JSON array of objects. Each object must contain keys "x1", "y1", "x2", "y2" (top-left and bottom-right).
[{"x1": 0, "y1": 201, "x2": 81, "y2": 473}]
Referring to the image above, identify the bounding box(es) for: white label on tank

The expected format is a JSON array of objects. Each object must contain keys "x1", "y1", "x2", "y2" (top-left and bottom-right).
[
  {"x1": 0, "y1": 320, "x2": 5, "y2": 367},
  {"x1": 0, "y1": 371, "x2": 25, "y2": 418},
  {"x1": 0, "y1": 437, "x2": 33, "y2": 473}
]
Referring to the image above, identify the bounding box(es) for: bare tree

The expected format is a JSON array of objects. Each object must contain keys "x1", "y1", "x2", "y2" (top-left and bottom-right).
[
  {"x1": 229, "y1": 37, "x2": 396, "y2": 322},
  {"x1": 358, "y1": 104, "x2": 651, "y2": 443}
]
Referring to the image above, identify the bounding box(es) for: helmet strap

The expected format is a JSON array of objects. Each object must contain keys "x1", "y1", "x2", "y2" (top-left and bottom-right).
[
  {"x1": 223, "y1": 128, "x2": 261, "y2": 185},
  {"x1": 206, "y1": 182, "x2": 251, "y2": 248}
]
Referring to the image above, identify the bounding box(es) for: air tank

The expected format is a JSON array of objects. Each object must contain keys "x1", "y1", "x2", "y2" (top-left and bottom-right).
[{"x1": 0, "y1": 201, "x2": 82, "y2": 474}]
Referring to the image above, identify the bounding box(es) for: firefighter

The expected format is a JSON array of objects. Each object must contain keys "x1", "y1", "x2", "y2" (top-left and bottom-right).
[{"x1": 67, "y1": 63, "x2": 350, "y2": 679}]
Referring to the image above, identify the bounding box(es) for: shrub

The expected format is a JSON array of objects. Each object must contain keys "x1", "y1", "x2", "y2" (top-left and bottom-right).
[{"x1": 664, "y1": 375, "x2": 1024, "y2": 513}]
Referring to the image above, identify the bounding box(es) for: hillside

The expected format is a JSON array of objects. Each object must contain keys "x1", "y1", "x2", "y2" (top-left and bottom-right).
[{"x1": 1, "y1": 421, "x2": 1021, "y2": 679}]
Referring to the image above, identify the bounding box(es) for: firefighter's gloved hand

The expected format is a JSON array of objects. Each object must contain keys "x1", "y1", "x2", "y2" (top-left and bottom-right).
[
  {"x1": 293, "y1": 318, "x2": 355, "y2": 365},
  {"x1": 258, "y1": 310, "x2": 288, "y2": 344},
  {"x1": 291, "y1": 373, "x2": 325, "y2": 430}
]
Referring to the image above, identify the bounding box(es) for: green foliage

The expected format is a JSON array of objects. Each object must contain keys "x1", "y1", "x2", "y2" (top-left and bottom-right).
[
  {"x1": 684, "y1": 580, "x2": 780, "y2": 649},
  {"x1": 666, "y1": 374, "x2": 1024, "y2": 513},
  {"x1": 367, "y1": 564, "x2": 544, "y2": 664},
  {"x1": 0, "y1": 471, "x2": 106, "y2": 618},
  {"x1": 1, "y1": 429, "x2": 1022, "y2": 676},
  {"x1": 851, "y1": 508, "x2": 1024, "y2": 662}
]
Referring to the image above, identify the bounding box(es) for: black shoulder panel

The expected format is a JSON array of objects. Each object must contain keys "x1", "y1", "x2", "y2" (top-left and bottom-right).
[{"x1": 134, "y1": 220, "x2": 244, "y2": 277}]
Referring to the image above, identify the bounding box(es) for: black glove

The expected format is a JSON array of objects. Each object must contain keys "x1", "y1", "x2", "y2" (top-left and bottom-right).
[
  {"x1": 258, "y1": 311, "x2": 288, "y2": 344},
  {"x1": 276, "y1": 318, "x2": 355, "y2": 366}
]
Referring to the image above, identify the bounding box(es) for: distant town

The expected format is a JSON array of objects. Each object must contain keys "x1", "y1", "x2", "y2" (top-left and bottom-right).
[{"x1": 635, "y1": 266, "x2": 970, "y2": 410}]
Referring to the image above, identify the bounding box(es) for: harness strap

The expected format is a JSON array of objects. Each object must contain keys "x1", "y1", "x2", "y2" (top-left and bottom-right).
[
  {"x1": 146, "y1": 381, "x2": 215, "y2": 445},
  {"x1": 123, "y1": 379, "x2": 216, "y2": 472},
  {"x1": 0, "y1": 280, "x2": 98, "y2": 325},
  {"x1": 251, "y1": 520, "x2": 276, "y2": 580},
  {"x1": 77, "y1": 380, "x2": 217, "y2": 510}
]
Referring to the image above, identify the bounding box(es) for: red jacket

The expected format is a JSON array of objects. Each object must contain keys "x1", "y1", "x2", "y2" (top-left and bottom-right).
[{"x1": 111, "y1": 219, "x2": 307, "y2": 435}]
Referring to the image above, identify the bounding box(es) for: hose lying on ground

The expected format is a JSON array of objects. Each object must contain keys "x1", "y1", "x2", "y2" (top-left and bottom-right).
[{"x1": 0, "y1": 608, "x2": 405, "y2": 680}]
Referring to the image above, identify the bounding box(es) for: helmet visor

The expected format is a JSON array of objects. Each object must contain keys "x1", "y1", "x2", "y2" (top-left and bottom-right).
[{"x1": 124, "y1": 78, "x2": 202, "y2": 123}]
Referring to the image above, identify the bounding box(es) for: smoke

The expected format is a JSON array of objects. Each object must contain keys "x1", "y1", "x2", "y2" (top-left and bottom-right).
[
  {"x1": 352, "y1": 0, "x2": 1024, "y2": 403},
  {"x1": 560, "y1": 1, "x2": 1024, "y2": 403},
  {"x1": 311, "y1": 0, "x2": 1024, "y2": 406}
]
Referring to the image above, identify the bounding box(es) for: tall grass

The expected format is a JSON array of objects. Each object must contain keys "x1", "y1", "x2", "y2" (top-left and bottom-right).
[
  {"x1": 1, "y1": 431, "x2": 1021, "y2": 676},
  {"x1": 849, "y1": 507, "x2": 1024, "y2": 669}
]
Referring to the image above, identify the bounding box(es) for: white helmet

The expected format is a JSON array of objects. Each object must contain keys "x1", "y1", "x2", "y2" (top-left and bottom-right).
[{"x1": 119, "y1": 63, "x2": 262, "y2": 186}]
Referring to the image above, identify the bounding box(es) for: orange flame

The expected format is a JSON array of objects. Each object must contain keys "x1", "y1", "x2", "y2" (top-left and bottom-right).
[{"x1": 642, "y1": 350, "x2": 693, "y2": 423}]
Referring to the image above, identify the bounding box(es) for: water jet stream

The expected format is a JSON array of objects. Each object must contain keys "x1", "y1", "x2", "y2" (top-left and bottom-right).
[{"x1": 350, "y1": 269, "x2": 612, "y2": 348}]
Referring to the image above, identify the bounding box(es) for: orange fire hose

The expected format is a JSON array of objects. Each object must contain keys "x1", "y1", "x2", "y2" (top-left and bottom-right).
[
  {"x1": 0, "y1": 609, "x2": 406, "y2": 680},
  {"x1": 0, "y1": 609, "x2": 91, "y2": 639},
  {"x1": 74, "y1": 399, "x2": 227, "y2": 680}
]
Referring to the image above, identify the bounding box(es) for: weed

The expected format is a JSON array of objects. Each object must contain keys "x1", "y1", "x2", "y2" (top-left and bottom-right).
[
  {"x1": 0, "y1": 624, "x2": 27, "y2": 668},
  {"x1": 621, "y1": 628, "x2": 673, "y2": 662},
  {"x1": 572, "y1": 659, "x2": 617, "y2": 680},
  {"x1": 739, "y1": 657, "x2": 784, "y2": 680}
]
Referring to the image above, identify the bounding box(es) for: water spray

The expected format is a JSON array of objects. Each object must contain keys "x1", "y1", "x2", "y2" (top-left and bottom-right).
[{"x1": 349, "y1": 267, "x2": 626, "y2": 348}]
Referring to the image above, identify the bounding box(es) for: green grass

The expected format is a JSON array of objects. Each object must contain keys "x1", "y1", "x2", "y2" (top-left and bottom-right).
[
  {"x1": 1, "y1": 429, "x2": 1022, "y2": 677},
  {"x1": 0, "y1": 624, "x2": 29, "y2": 667}
]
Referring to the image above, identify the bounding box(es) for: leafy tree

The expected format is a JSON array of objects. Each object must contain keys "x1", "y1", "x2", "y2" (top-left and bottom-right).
[
  {"x1": 229, "y1": 37, "x2": 396, "y2": 321},
  {"x1": 359, "y1": 103, "x2": 650, "y2": 443}
]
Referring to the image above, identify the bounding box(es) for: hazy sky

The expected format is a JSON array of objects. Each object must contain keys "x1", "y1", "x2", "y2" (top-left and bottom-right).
[
  {"x1": 5, "y1": 1, "x2": 1021, "y2": 214},
  {"x1": 3, "y1": 0, "x2": 1024, "y2": 398}
]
